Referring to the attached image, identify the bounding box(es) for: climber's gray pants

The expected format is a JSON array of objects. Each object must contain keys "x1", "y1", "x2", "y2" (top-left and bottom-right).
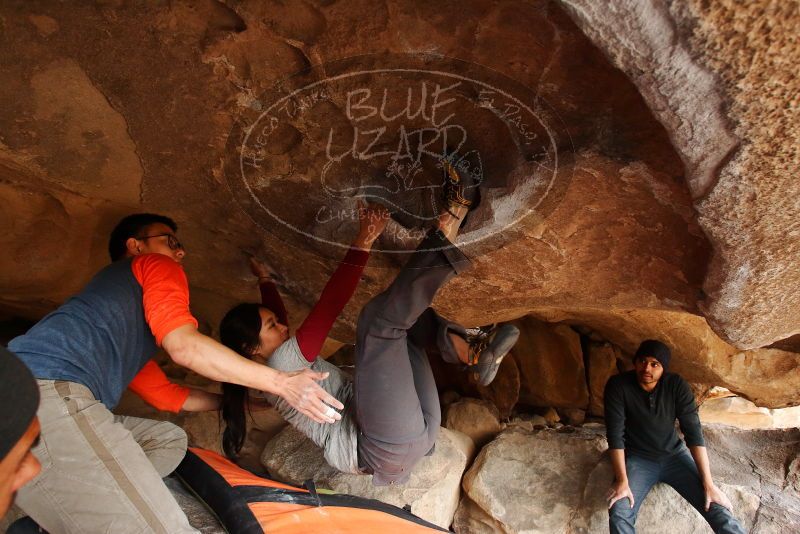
[{"x1": 355, "y1": 228, "x2": 470, "y2": 485}]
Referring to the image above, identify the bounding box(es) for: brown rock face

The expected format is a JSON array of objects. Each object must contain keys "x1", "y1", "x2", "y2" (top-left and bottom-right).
[
  {"x1": 0, "y1": 0, "x2": 797, "y2": 408},
  {"x1": 476, "y1": 354, "x2": 521, "y2": 420},
  {"x1": 512, "y1": 317, "x2": 589, "y2": 410},
  {"x1": 526, "y1": 308, "x2": 800, "y2": 408},
  {"x1": 559, "y1": 0, "x2": 800, "y2": 349},
  {"x1": 586, "y1": 341, "x2": 620, "y2": 416},
  {"x1": 701, "y1": 396, "x2": 780, "y2": 430}
]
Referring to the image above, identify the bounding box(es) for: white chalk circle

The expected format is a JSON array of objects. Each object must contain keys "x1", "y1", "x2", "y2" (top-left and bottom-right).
[{"x1": 224, "y1": 53, "x2": 574, "y2": 256}]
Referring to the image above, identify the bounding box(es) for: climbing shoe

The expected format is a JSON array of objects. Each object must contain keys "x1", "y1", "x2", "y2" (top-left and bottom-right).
[
  {"x1": 466, "y1": 323, "x2": 520, "y2": 386},
  {"x1": 440, "y1": 146, "x2": 483, "y2": 225}
]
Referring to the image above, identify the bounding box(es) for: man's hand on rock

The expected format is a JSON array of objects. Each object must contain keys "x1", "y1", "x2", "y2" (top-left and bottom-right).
[{"x1": 278, "y1": 368, "x2": 344, "y2": 424}]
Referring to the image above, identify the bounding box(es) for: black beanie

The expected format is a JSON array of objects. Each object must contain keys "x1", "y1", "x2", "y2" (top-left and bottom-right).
[
  {"x1": 633, "y1": 339, "x2": 671, "y2": 369},
  {"x1": 0, "y1": 346, "x2": 40, "y2": 459}
]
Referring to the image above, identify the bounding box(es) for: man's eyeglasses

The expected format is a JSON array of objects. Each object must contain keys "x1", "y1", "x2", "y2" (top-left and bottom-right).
[{"x1": 137, "y1": 233, "x2": 184, "y2": 251}]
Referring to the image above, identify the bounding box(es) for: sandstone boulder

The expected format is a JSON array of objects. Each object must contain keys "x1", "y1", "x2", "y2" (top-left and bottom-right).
[
  {"x1": 558, "y1": 408, "x2": 586, "y2": 426},
  {"x1": 261, "y1": 425, "x2": 474, "y2": 529},
  {"x1": 559, "y1": 1, "x2": 800, "y2": 349},
  {"x1": 700, "y1": 396, "x2": 777, "y2": 430},
  {"x1": 701, "y1": 426, "x2": 800, "y2": 530},
  {"x1": 771, "y1": 406, "x2": 800, "y2": 429},
  {"x1": 587, "y1": 341, "x2": 621, "y2": 416},
  {"x1": 476, "y1": 354, "x2": 521, "y2": 420},
  {"x1": 697, "y1": 388, "x2": 800, "y2": 430},
  {"x1": 457, "y1": 427, "x2": 608, "y2": 533},
  {"x1": 445, "y1": 398, "x2": 504, "y2": 449},
  {"x1": 512, "y1": 316, "x2": 589, "y2": 409}
]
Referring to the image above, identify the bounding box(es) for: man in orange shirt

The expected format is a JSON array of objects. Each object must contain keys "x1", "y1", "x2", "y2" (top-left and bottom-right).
[{"x1": 8, "y1": 213, "x2": 343, "y2": 533}]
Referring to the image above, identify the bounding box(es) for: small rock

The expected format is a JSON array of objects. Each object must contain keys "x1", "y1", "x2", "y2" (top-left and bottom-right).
[
  {"x1": 440, "y1": 389, "x2": 462, "y2": 408},
  {"x1": 699, "y1": 396, "x2": 773, "y2": 429},
  {"x1": 445, "y1": 398, "x2": 503, "y2": 448},
  {"x1": 541, "y1": 407, "x2": 561, "y2": 425},
  {"x1": 507, "y1": 413, "x2": 549, "y2": 432},
  {"x1": 507, "y1": 419, "x2": 533, "y2": 432},
  {"x1": 529, "y1": 414, "x2": 548, "y2": 427},
  {"x1": 559, "y1": 408, "x2": 586, "y2": 426}
]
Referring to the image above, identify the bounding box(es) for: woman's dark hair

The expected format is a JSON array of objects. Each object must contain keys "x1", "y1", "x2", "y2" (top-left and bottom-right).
[
  {"x1": 108, "y1": 213, "x2": 178, "y2": 261},
  {"x1": 219, "y1": 303, "x2": 264, "y2": 459}
]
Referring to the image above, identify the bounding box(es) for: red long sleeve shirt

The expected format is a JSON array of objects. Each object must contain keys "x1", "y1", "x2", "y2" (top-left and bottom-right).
[
  {"x1": 294, "y1": 247, "x2": 369, "y2": 361},
  {"x1": 127, "y1": 254, "x2": 197, "y2": 413}
]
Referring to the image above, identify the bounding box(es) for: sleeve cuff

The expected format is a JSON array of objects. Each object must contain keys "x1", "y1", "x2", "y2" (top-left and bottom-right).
[
  {"x1": 344, "y1": 246, "x2": 370, "y2": 266},
  {"x1": 156, "y1": 318, "x2": 198, "y2": 346},
  {"x1": 166, "y1": 386, "x2": 192, "y2": 413}
]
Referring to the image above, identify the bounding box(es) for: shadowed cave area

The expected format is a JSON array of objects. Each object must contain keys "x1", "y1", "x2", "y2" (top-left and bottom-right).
[{"x1": 1, "y1": 0, "x2": 799, "y2": 532}]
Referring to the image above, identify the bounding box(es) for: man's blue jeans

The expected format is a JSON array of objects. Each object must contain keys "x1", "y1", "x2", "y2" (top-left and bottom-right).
[{"x1": 609, "y1": 448, "x2": 745, "y2": 534}]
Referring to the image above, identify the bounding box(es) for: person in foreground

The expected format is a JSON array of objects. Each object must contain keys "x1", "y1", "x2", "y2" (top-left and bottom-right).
[
  {"x1": 604, "y1": 339, "x2": 745, "y2": 533},
  {"x1": 220, "y1": 158, "x2": 520, "y2": 485},
  {"x1": 0, "y1": 347, "x2": 41, "y2": 520},
  {"x1": 7, "y1": 213, "x2": 342, "y2": 534}
]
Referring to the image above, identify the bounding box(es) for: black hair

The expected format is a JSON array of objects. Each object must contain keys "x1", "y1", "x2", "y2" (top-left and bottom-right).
[
  {"x1": 219, "y1": 303, "x2": 264, "y2": 459},
  {"x1": 108, "y1": 213, "x2": 178, "y2": 261}
]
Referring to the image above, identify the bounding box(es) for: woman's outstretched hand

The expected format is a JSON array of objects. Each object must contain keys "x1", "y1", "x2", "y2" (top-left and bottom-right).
[
  {"x1": 249, "y1": 256, "x2": 273, "y2": 282},
  {"x1": 353, "y1": 200, "x2": 390, "y2": 250},
  {"x1": 278, "y1": 368, "x2": 344, "y2": 424}
]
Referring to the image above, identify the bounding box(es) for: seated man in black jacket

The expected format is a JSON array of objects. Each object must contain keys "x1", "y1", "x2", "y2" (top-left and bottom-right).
[{"x1": 604, "y1": 340, "x2": 745, "y2": 534}]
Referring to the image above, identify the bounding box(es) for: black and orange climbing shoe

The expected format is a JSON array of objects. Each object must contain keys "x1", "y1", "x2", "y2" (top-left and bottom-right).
[
  {"x1": 440, "y1": 146, "x2": 483, "y2": 225},
  {"x1": 466, "y1": 323, "x2": 520, "y2": 386}
]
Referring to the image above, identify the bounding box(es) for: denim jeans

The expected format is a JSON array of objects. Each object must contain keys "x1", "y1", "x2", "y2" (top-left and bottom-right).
[{"x1": 609, "y1": 448, "x2": 745, "y2": 534}]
